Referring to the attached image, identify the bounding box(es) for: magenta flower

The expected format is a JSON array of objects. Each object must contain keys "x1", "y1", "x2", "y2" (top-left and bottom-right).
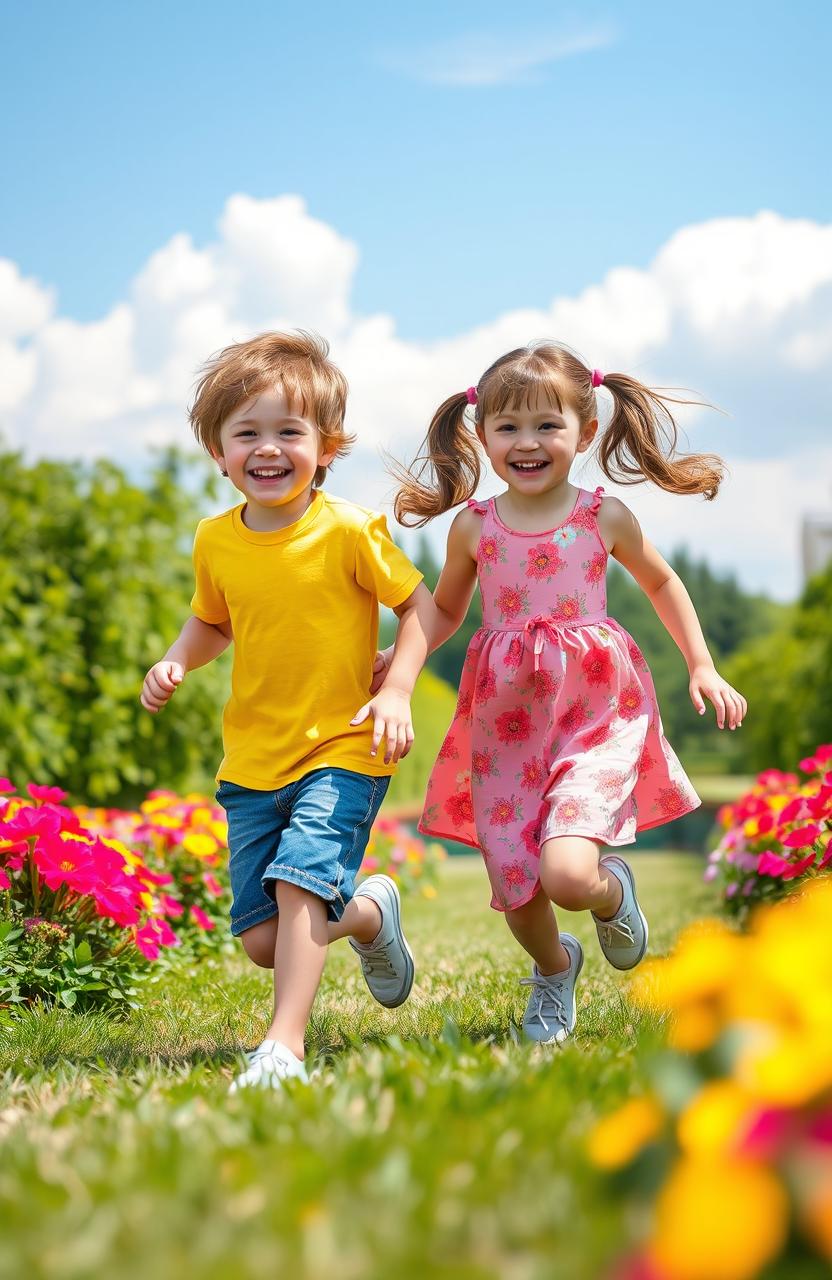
[
  {"x1": 161, "y1": 894, "x2": 185, "y2": 918},
  {"x1": 34, "y1": 838, "x2": 99, "y2": 894},
  {"x1": 0, "y1": 779, "x2": 15, "y2": 794},
  {"x1": 202, "y1": 873, "x2": 223, "y2": 898},
  {"x1": 782, "y1": 824, "x2": 822, "y2": 848},
  {"x1": 27, "y1": 784, "x2": 68, "y2": 804},
  {"x1": 93, "y1": 883, "x2": 140, "y2": 927},
  {"x1": 190, "y1": 905, "x2": 215, "y2": 931},
  {"x1": 0, "y1": 868, "x2": 10, "y2": 891},
  {"x1": 0, "y1": 806, "x2": 62, "y2": 841}
]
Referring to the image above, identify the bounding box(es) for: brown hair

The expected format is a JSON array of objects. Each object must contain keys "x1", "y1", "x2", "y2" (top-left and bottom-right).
[
  {"x1": 189, "y1": 330, "x2": 355, "y2": 487},
  {"x1": 393, "y1": 341, "x2": 724, "y2": 527}
]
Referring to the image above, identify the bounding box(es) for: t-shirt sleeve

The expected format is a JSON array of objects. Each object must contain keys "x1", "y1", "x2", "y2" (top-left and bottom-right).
[
  {"x1": 354, "y1": 512, "x2": 423, "y2": 609},
  {"x1": 190, "y1": 523, "x2": 230, "y2": 624}
]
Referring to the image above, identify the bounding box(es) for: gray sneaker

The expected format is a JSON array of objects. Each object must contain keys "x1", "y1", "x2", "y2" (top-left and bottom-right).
[
  {"x1": 229, "y1": 1039, "x2": 308, "y2": 1093},
  {"x1": 592, "y1": 855, "x2": 649, "y2": 970},
  {"x1": 349, "y1": 874, "x2": 415, "y2": 1008},
  {"x1": 520, "y1": 933, "x2": 583, "y2": 1044}
]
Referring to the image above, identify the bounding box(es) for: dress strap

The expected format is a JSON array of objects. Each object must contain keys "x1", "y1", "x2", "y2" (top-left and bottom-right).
[
  {"x1": 589, "y1": 486, "x2": 605, "y2": 514},
  {"x1": 467, "y1": 498, "x2": 488, "y2": 515}
]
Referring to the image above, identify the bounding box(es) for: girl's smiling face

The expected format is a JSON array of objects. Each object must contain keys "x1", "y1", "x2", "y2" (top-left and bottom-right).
[
  {"x1": 214, "y1": 386, "x2": 335, "y2": 526},
  {"x1": 477, "y1": 386, "x2": 596, "y2": 493}
]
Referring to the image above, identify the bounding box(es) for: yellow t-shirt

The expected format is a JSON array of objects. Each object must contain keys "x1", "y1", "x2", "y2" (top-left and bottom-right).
[{"x1": 190, "y1": 490, "x2": 423, "y2": 790}]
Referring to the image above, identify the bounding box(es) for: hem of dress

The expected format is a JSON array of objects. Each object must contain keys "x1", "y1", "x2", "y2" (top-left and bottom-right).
[
  {"x1": 490, "y1": 884, "x2": 543, "y2": 915},
  {"x1": 417, "y1": 819, "x2": 482, "y2": 852},
  {"x1": 634, "y1": 795, "x2": 701, "y2": 835}
]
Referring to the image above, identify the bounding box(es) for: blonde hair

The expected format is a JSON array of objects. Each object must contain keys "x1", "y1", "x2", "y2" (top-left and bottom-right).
[
  {"x1": 190, "y1": 330, "x2": 355, "y2": 487},
  {"x1": 393, "y1": 342, "x2": 724, "y2": 527}
]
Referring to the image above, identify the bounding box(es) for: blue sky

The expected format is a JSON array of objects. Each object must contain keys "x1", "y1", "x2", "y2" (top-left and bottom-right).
[
  {"x1": 2, "y1": 0, "x2": 829, "y2": 338},
  {"x1": 2, "y1": 1, "x2": 831, "y2": 599}
]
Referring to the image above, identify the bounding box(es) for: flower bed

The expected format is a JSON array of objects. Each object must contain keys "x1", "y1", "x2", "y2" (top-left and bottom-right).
[
  {"x1": 707, "y1": 744, "x2": 832, "y2": 915},
  {"x1": 2, "y1": 781, "x2": 444, "y2": 1013},
  {"x1": 589, "y1": 879, "x2": 832, "y2": 1279}
]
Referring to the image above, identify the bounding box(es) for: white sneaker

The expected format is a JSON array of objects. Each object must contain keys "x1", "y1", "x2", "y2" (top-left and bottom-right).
[
  {"x1": 520, "y1": 933, "x2": 583, "y2": 1044},
  {"x1": 592, "y1": 855, "x2": 649, "y2": 970},
  {"x1": 349, "y1": 873, "x2": 415, "y2": 1008},
  {"x1": 229, "y1": 1039, "x2": 308, "y2": 1093}
]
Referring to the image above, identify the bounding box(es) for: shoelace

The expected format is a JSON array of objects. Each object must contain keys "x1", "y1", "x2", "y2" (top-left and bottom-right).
[
  {"x1": 597, "y1": 911, "x2": 635, "y2": 949},
  {"x1": 359, "y1": 947, "x2": 397, "y2": 977},
  {"x1": 519, "y1": 974, "x2": 569, "y2": 1032}
]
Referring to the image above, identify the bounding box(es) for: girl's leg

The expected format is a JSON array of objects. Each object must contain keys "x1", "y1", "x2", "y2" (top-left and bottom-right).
[
  {"x1": 239, "y1": 895, "x2": 382, "y2": 969},
  {"x1": 539, "y1": 835, "x2": 623, "y2": 917},
  {"x1": 504, "y1": 889, "x2": 571, "y2": 975}
]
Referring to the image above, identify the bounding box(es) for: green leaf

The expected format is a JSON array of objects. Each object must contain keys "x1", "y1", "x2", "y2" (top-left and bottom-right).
[
  {"x1": 74, "y1": 940, "x2": 92, "y2": 966},
  {"x1": 59, "y1": 988, "x2": 77, "y2": 1008}
]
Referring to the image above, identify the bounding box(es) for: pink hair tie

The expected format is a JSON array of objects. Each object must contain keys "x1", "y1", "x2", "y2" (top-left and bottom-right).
[
  {"x1": 591, "y1": 368, "x2": 605, "y2": 388},
  {"x1": 465, "y1": 386, "x2": 478, "y2": 405}
]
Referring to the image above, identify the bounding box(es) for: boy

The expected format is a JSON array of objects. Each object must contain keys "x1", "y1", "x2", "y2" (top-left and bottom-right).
[{"x1": 141, "y1": 331, "x2": 432, "y2": 1090}]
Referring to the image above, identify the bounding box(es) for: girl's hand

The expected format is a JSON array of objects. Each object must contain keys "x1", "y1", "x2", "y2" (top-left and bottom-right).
[
  {"x1": 350, "y1": 687, "x2": 414, "y2": 764},
  {"x1": 368, "y1": 647, "x2": 394, "y2": 695},
  {"x1": 141, "y1": 661, "x2": 185, "y2": 713},
  {"x1": 689, "y1": 664, "x2": 747, "y2": 729}
]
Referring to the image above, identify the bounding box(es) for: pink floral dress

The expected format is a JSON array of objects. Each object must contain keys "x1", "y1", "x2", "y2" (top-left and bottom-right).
[{"x1": 419, "y1": 487, "x2": 700, "y2": 912}]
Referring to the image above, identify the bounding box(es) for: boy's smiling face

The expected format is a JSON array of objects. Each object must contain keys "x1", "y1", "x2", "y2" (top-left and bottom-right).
[{"x1": 214, "y1": 386, "x2": 335, "y2": 529}]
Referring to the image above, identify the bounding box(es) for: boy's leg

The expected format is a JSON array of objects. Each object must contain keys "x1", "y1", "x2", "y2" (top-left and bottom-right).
[
  {"x1": 241, "y1": 894, "x2": 383, "y2": 968},
  {"x1": 265, "y1": 881, "x2": 329, "y2": 1060}
]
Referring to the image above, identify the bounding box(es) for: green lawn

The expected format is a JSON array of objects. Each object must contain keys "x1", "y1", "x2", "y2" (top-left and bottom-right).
[{"x1": 0, "y1": 854, "x2": 718, "y2": 1280}]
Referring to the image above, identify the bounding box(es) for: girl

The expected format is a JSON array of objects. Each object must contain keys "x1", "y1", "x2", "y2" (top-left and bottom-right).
[{"x1": 390, "y1": 342, "x2": 746, "y2": 1045}]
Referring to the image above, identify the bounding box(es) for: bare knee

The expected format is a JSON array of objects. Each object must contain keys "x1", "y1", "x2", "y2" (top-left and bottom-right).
[
  {"x1": 541, "y1": 862, "x2": 599, "y2": 911},
  {"x1": 239, "y1": 918, "x2": 277, "y2": 968}
]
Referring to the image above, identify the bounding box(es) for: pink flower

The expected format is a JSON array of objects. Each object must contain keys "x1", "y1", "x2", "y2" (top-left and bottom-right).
[
  {"x1": 584, "y1": 551, "x2": 606, "y2": 585},
  {"x1": 520, "y1": 757, "x2": 547, "y2": 790},
  {"x1": 93, "y1": 883, "x2": 140, "y2": 927},
  {"x1": 552, "y1": 796, "x2": 591, "y2": 826},
  {"x1": 489, "y1": 796, "x2": 520, "y2": 827},
  {"x1": 34, "y1": 837, "x2": 99, "y2": 894},
  {"x1": 203, "y1": 873, "x2": 224, "y2": 898},
  {"x1": 472, "y1": 749, "x2": 498, "y2": 781},
  {"x1": 782, "y1": 823, "x2": 822, "y2": 847},
  {"x1": 0, "y1": 868, "x2": 10, "y2": 890},
  {"x1": 0, "y1": 779, "x2": 15, "y2": 794},
  {"x1": 502, "y1": 860, "x2": 531, "y2": 890},
  {"x1": 134, "y1": 923, "x2": 162, "y2": 960},
  {"x1": 161, "y1": 894, "x2": 185, "y2": 918},
  {"x1": 758, "y1": 850, "x2": 791, "y2": 877},
  {"x1": 27, "y1": 784, "x2": 68, "y2": 804},
  {"x1": 0, "y1": 806, "x2": 61, "y2": 841},
  {"x1": 191, "y1": 905, "x2": 215, "y2": 931},
  {"x1": 496, "y1": 584, "x2": 529, "y2": 621}
]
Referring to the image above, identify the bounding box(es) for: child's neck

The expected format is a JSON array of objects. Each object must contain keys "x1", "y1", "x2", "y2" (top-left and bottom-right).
[
  {"x1": 499, "y1": 477, "x2": 578, "y2": 531},
  {"x1": 241, "y1": 487, "x2": 317, "y2": 533}
]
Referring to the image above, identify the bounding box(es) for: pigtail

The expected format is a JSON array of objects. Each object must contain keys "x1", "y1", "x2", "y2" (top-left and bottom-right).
[
  {"x1": 597, "y1": 373, "x2": 725, "y2": 501},
  {"x1": 392, "y1": 392, "x2": 483, "y2": 527}
]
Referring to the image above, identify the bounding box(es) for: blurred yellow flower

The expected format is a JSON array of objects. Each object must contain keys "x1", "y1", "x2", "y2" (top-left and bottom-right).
[
  {"x1": 676, "y1": 1081, "x2": 754, "y2": 1156},
  {"x1": 650, "y1": 1156, "x2": 788, "y2": 1280},
  {"x1": 586, "y1": 1095, "x2": 664, "y2": 1170},
  {"x1": 182, "y1": 833, "x2": 219, "y2": 858}
]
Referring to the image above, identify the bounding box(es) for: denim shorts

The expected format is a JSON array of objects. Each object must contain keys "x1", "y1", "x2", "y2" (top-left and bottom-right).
[{"x1": 215, "y1": 768, "x2": 390, "y2": 935}]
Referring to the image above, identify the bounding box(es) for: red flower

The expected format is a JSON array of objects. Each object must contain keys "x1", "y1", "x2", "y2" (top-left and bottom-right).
[
  {"x1": 489, "y1": 796, "x2": 520, "y2": 827},
  {"x1": 455, "y1": 689, "x2": 473, "y2": 718},
  {"x1": 555, "y1": 592, "x2": 583, "y2": 620},
  {"x1": 93, "y1": 883, "x2": 140, "y2": 927},
  {"x1": 191, "y1": 905, "x2": 215, "y2": 931},
  {"x1": 526, "y1": 542, "x2": 562, "y2": 580},
  {"x1": 0, "y1": 868, "x2": 11, "y2": 891},
  {"x1": 503, "y1": 635, "x2": 524, "y2": 669},
  {"x1": 551, "y1": 796, "x2": 591, "y2": 826},
  {"x1": 521, "y1": 817, "x2": 543, "y2": 856},
  {"x1": 496, "y1": 706, "x2": 533, "y2": 744},
  {"x1": 438, "y1": 733, "x2": 460, "y2": 761},
  {"x1": 34, "y1": 837, "x2": 99, "y2": 894},
  {"x1": 444, "y1": 791, "x2": 474, "y2": 828},
  {"x1": 502, "y1": 860, "x2": 531, "y2": 890},
  {"x1": 782, "y1": 823, "x2": 822, "y2": 848},
  {"x1": 584, "y1": 551, "x2": 606, "y2": 584},
  {"x1": 583, "y1": 722, "x2": 612, "y2": 750},
  {"x1": 582, "y1": 645, "x2": 614, "y2": 686},
  {"x1": 637, "y1": 744, "x2": 654, "y2": 775},
  {"x1": 532, "y1": 668, "x2": 560, "y2": 701},
  {"x1": 558, "y1": 698, "x2": 590, "y2": 736},
  {"x1": 617, "y1": 683, "x2": 643, "y2": 720},
  {"x1": 627, "y1": 638, "x2": 646, "y2": 668},
  {"x1": 475, "y1": 666, "x2": 498, "y2": 703},
  {"x1": 657, "y1": 784, "x2": 687, "y2": 816},
  {"x1": 472, "y1": 749, "x2": 497, "y2": 781},
  {"x1": 496, "y1": 584, "x2": 529, "y2": 621},
  {"x1": 520, "y1": 757, "x2": 547, "y2": 790}
]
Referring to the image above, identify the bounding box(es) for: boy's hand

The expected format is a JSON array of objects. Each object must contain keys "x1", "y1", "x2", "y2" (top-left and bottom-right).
[
  {"x1": 368, "y1": 647, "x2": 393, "y2": 695},
  {"x1": 689, "y1": 663, "x2": 747, "y2": 730},
  {"x1": 350, "y1": 686, "x2": 414, "y2": 764},
  {"x1": 141, "y1": 661, "x2": 185, "y2": 713}
]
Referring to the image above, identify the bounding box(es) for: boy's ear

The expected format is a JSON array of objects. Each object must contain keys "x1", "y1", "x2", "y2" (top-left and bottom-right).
[
  {"x1": 577, "y1": 418, "x2": 599, "y2": 454},
  {"x1": 210, "y1": 448, "x2": 228, "y2": 477}
]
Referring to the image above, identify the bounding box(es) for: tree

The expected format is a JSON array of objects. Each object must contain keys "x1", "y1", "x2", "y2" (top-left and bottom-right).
[{"x1": 0, "y1": 447, "x2": 228, "y2": 804}]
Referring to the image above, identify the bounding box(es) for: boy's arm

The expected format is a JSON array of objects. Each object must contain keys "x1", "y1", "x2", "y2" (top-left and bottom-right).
[
  {"x1": 351, "y1": 582, "x2": 435, "y2": 764},
  {"x1": 141, "y1": 616, "x2": 233, "y2": 714}
]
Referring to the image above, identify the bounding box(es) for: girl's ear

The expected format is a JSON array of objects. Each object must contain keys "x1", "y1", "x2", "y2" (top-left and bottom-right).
[{"x1": 577, "y1": 418, "x2": 599, "y2": 454}]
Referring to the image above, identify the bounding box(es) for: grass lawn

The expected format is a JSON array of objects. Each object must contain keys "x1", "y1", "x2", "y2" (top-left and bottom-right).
[{"x1": 0, "y1": 853, "x2": 718, "y2": 1280}]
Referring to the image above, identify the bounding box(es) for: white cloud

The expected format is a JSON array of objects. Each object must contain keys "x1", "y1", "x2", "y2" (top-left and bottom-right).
[
  {"x1": 0, "y1": 198, "x2": 830, "y2": 600},
  {"x1": 378, "y1": 23, "x2": 617, "y2": 87}
]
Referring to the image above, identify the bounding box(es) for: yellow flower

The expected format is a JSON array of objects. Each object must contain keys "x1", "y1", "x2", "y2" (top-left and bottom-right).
[
  {"x1": 182, "y1": 833, "x2": 219, "y2": 858},
  {"x1": 676, "y1": 1081, "x2": 755, "y2": 1156},
  {"x1": 421, "y1": 885, "x2": 437, "y2": 900},
  {"x1": 189, "y1": 807, "x2": 214, "y2": 828},
  {"x1": 650, "y1": 1156, "x2": 788, "y2": 1280},
  {"x1": 737, "y1": 1029, "x2": 832, "y2": 1107},
  {"x1": 742, "y1": 818, "x2": 759, "y2": 837},
  {"x1": 209, "y1": 820, "x2": 228, "y2": 844},
  {"x1": 586, "y1": 1096, "x2": 664, "y2": 1170}
]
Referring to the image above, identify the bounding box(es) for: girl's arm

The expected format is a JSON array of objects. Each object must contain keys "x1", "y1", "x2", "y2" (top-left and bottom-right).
[
  {"x1": 599, "y1": 498, "x2": 747, "y2": 730},
  {"x1": 140, "y1": 616, "x2": 233, "y2": 713},
  {"x1": 369, "y1": 508, "x2": 479, "y2": 691}
]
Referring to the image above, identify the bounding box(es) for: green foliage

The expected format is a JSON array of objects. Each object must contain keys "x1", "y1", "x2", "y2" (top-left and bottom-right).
[
  {"x1": 0, "y1": 918, "x2": 145, "y2": 1013},
  {"x1": 385, "y1": 667, "x2": 458, "y2": 810},
  {"x1": 0, "y1": 447, "x2": 227, "y2": 804},
  {"x1": 723, "y1": 563, "x2": 832, "y2": 770}
]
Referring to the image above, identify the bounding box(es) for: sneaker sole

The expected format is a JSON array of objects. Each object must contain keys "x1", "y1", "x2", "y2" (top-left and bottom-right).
[
  {"x1": 353, "y1": 873, "x2": 415, "y2": 1008},
  {"x1": 599, "y1": 856, "x2": 649, "y2": 970}
]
